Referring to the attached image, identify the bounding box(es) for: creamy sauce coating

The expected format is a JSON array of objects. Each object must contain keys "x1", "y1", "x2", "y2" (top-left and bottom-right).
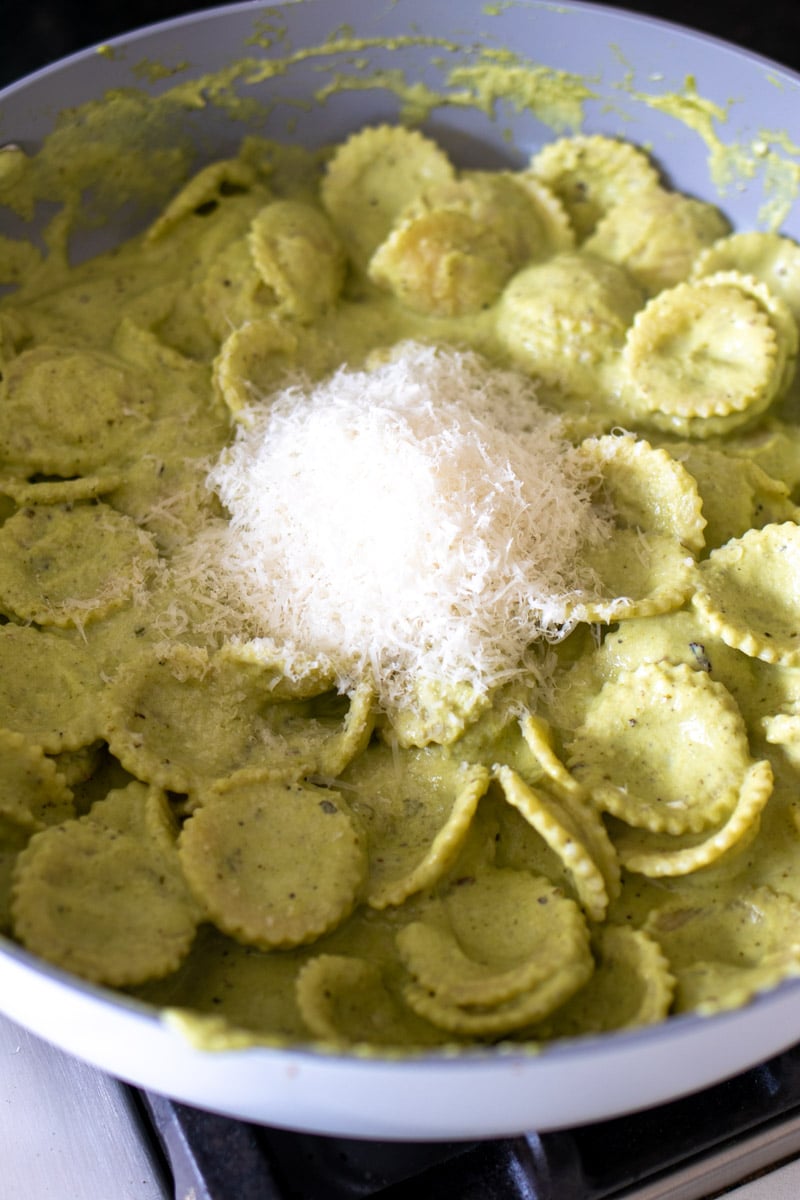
[{"x1": 3, "y1": 37, "x2": 800, "y2": 1053}]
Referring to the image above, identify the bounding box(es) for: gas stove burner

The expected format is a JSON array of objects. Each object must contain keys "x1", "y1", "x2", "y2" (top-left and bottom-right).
[{"x1": 138, "y1": 1044, "x2": 800, "y2": 1200}]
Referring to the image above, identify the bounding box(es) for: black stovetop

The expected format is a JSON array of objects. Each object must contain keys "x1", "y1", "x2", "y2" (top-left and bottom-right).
[{"x1": 137, "y1": 1043, "x2": 800, "y2": 1198}]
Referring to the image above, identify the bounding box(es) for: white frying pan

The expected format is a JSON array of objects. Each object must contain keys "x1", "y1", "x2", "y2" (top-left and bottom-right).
[{"x1": 2, "y1": 0, "x2": 800, "y2": 1140}]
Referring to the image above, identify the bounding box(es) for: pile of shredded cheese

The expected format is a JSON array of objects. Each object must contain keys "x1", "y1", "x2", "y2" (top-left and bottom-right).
[{"x1": 184, "y1": 341, "x2": 607, "y2": 712}]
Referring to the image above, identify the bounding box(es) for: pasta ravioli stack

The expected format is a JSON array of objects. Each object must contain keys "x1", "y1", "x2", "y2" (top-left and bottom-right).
[{"x1": 2, "y1": 122, "x2": 800, "y2": 1049}]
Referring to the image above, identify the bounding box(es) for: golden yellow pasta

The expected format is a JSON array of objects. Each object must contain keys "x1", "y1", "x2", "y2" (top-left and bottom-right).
[
  {"x1": 212, "y1": 318, "x2": 302, "y2": 417},
  {"x1": 368, "y1": 171, "x2": 568, "y2": 317},
  {"x1": 0, "y1": 346, "x2": 156, "y2": 476},
  {"x1": 496, "y1": 251, "x2": 644, "y2": 414},
  {"x1": 0, "y1": 625, "x2": 103, "y2": 753},
  {"x1": 248, "y1": 199, "x2": 347, "y2": 323},
  {"x1": 104, "y1": 645, "x2": 373, "y2": 796},
  {"x1": 612, "y1": 759, "x2": 773, "y2": 877}
]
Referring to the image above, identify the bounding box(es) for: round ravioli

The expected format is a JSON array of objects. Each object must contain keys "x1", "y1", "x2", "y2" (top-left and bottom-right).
[
  {"x1": 11, "y1": 783, "x2": 199, "y2": 987},
  {"x1": 0, "y1": 345, "x2": 156, "y2": 476},
  {"x1": 530, "y1": 925, "x2": 675, "y2": 1039},
  {"x1": 399, "y1": 869, "x2": 593, "y2": 1037},
  {"x1": 585, "y1": 608, "x2": 768, "y2": 735},
  {"x1": 692, "y1": 522, "x2": 800, "y2": 667},
  {"x1": 296, "y1": 954, "x2": 446, "y2": 1048},
  {"x1": 567, "y1": 662, "x2": 759, "y2": 835},
  {"x1": 212, "y1": 317, "x2": 340, "y2": 418},
  {"x1": 703, "y1": 270, "x2": 798, "y2": 399},
  {"x1": 104, "y1": 645, "x2": 274, "y2": 793},
  {"x1": 0, "y1": 502, "x2": 159, "y2": 628},
  {"x1": 320, "y1": 124, "x2": 455, "y2": 269},
  {"x1": 369, "y1": 171, "x2": 565, "y2": 317},
  {"x1": 668, "y1": 441, "x2": 799, "y2": 552},
  {"x1": 369, "y1": 205, "x2": 515, "y2": 317},
  {"x1": 252, "y1": 682, "x2": 375, "y2": 781},
  {"x1": 0, "y1": 624, "x2": 102, "y2": 753},
  {"x1": 0, "y1": 728, "x2": 75, "y2": 830},
  {"x1": 494, "y1": 766, "x2": 619, "y2": 921},
  {"x1": 213, "y1": 318, "x2": 301, "y2": 417},
  {"x1": 179, "y1": 777, "x2": 367, "y2": 950},
  {"x1": 427, "y1": 171, "x2": 573, "y2": 263},
  {"x1": 529, "y1": 134, "x2": 660, "y2": 241},
  {"x1": 567, "y1": 434, "x2": 703, "y2": 623},
  {"x1": 145, "y1": 158, "x2": 259, "y2": 243},
  {"x1": 583, "y1": 185, "x2": 729, "y2": 295},
  {"x1": 611, "y1": 758, "x2": 773, "y2": 878},
  {"x1": 644, "y1": 885, "x2": 800, "y2": 1014},
  {"x1": 496, "y1": 252, "x2": 644, "y2": 410},
  {"x1": 105, "y1": 644, "x2": 373, "y2": 795},
  {"x1": 7, "y1": 121, "x2": 800, "y2": 1055},
  {"x1": 622, "y1": 278, "x2": 782, "y2": 436},
  {"x1": 692, "y1": 231, "x2": 800, "y2": 324},
  {"x1": 579, "y1": 432, "x2": 706, "y2": 549},
  {"x1": 340, "y1": 741, "x2": 489, "y2": 909},
  {"x1": 248, "y1": 199, "x2": 346, "y2": 323},
  {"x1": 200, "y1": 237, "x2": 275, "y2": 341}
]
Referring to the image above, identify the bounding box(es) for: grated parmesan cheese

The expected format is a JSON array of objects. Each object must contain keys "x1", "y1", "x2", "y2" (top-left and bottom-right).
[{"x1": 176, "y1": 341, "x2": 608, "y2": 715}]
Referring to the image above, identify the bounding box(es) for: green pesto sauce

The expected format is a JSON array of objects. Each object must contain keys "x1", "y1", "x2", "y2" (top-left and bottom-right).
[
  {"x1": 8, "y1": 27, "x2": 800, "y2": 245},
  {"x1": 3, "y1": 27, "x2": 800, "y2": 1057}
]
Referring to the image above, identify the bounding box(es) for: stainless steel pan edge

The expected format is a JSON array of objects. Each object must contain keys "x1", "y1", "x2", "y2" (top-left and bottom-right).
[{"x1": 2, "y1": 0, "x2": 800, "y2": 1138}]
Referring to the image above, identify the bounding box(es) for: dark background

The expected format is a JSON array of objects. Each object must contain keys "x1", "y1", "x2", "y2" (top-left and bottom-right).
[{"x1": 2, "y1": 1, "x2": 800, "y2": 89}]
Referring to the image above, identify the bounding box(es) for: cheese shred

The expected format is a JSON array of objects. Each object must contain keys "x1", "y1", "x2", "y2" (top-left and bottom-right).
[{"x1": 174, "y1": 341, "x2": 607, "y2": 714}]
